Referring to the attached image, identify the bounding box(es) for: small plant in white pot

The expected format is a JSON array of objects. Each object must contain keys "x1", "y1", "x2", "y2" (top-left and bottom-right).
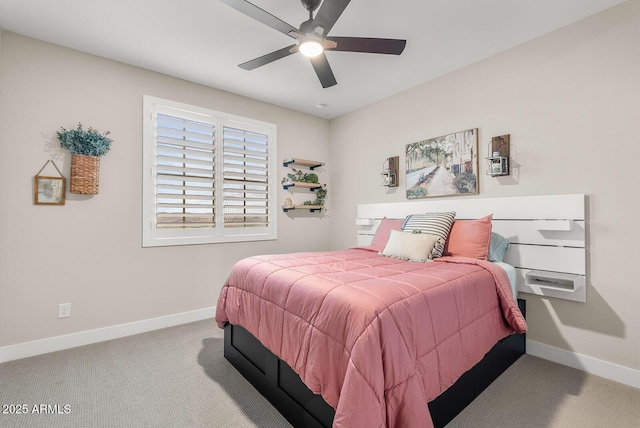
[{"x1": 57, "y1": 123, "x2": 112, "y2": 194}]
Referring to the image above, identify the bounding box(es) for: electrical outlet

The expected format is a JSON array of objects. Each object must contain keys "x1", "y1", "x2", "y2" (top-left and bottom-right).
[{"x1": 58, "y1": 303, "x2": 71, "y2": 318}]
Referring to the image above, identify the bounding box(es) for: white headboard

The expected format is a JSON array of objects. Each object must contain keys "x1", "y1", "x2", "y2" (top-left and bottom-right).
[{"x1": 356, "y1": 194, "x2": 586, "y2": 302}]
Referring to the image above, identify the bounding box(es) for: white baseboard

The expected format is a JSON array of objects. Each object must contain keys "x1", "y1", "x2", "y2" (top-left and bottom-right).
[
  {"x1": 527, "y1": 340, "x2": 640, "y2": 389},
  {"x1": 3, "y1": 317, "x2": 638, "y2": 390},
  {"x1": 0, "y1": 307, "x2": 216, "y2": 364}
]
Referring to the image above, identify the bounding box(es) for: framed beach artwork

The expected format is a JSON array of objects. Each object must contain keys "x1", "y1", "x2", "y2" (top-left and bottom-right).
[{"x1": 405, "y1": 128, "x2": 478, "y2": 199}]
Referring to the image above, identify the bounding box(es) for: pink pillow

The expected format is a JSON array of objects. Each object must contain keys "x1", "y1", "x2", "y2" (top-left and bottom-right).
[
  {"x1": 443, "y1": 215, "x2": 493, "y2": 260},
  {"x1": 369, "y1": 217, "x2": 405, "y2": 252}
]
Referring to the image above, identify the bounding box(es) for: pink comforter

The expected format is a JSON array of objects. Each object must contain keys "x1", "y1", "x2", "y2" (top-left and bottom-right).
[{"x1": 215, "y1": 248, "x2": 527, "y2": 427}]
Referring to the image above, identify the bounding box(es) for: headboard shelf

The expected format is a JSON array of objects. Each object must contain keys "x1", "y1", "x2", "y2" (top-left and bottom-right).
[{"x1": 357, "y1": 194, "x2": 587, "y2": 303}]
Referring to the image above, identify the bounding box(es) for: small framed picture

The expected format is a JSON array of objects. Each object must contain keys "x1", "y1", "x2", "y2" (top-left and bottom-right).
[{"x1": 35, "y1": 176, "x2": 66, "y2": 205}]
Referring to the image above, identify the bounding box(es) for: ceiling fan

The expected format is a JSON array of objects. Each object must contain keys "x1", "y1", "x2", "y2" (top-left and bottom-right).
[{"x1": 221, "y1": 0, "x2": 407, "y2": 88}]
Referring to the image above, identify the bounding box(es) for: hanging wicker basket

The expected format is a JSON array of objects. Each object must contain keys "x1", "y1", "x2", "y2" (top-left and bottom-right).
[{"x1": 70, "y1": 154, "x2": 100, "y2": 194}]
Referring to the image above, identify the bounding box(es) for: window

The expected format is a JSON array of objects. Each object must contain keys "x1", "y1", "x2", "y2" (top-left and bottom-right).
[{"x1": 143, "y1": 96, "x2": 277, "y2": 247}]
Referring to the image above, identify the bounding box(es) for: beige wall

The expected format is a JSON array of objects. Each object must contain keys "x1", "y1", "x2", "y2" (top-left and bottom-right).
[
  {"x1": 0, "y1": 32, "x2": 331, "y2": 347},
  {"x1": 329, "y1": 0, "x2": 639, "y2": 370},
  {"x1": 1, "y1": 1, "x2": 638, "y2": 375}
]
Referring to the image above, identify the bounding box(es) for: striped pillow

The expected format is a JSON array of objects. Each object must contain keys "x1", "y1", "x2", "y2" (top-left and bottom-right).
[{"x1": 401, "y1": 211, "x2": 456, "y2": 258}]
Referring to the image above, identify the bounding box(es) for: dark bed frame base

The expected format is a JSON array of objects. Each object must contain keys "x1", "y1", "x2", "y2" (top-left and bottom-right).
[{"x1": 223, "y1": 299, "x2": 526, "y2": 428}]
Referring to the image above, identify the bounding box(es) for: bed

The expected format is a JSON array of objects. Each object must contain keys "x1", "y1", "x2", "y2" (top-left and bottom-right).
[
  {"x1": 222, "y1": 302, "x2": 525, "y2": 428},
  {"x1": 215, "y1": 194, "x2": 586, "y2": 427}
]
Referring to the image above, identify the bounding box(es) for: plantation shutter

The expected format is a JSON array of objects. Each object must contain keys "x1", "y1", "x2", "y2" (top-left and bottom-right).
[
  {"x1": 222, "y1": 126, "x2": 270, "y2": 228},
  {"x1": 143, "y1": 95, "x2": 276, "y2": 246},
  {"x1": 155, "y1": 113, "x2": 216, "y2": 229}
]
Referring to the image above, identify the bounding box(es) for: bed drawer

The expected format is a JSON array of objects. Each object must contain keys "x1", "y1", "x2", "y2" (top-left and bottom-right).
[{"x1": 224, "y1": 324, "x2": 334, "y2": 428}]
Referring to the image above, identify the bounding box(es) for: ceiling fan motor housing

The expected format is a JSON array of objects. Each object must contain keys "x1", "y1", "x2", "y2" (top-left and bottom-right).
[
  {"x1": 301, "y1": 0, "x2": 322, "y2": 12},
  {"x1": 299, "y1": 19, "x2": 324, "y2": 34}
]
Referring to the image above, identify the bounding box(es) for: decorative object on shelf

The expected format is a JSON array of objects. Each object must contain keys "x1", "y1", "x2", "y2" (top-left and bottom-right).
[
  {"x1": 405, "y1": 128, "x2": 478, "y2": 199},
  {"x1": 57, "y1": 123, "x2": 112, "y2": 194},
  {"x1": 34, "y1": 160, "x2": 65, "y2": 205},
  {"x1": 381, "y1": 156, "x2": 399, "y2": 187},
  {"x1": 485, "y1": 134, "x2": 510, "y2": 177},
  {"x1": 284, "y1": 197, "x2": 294, "y2": 208}
]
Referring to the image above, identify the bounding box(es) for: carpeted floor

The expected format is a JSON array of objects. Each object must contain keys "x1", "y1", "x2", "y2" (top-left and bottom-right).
[{"x1": 0, "y1": 319, "x2": 638, "y2": 428}]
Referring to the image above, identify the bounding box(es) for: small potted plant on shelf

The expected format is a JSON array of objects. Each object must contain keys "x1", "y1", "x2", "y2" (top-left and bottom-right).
[
  {"x1": 303, "y1": 185, "x2": 327, "y2": 207},
  {"x1": 57, "y1": 123, "x2": 112, "y2": 194},
  {"x1": 282, "y1": 169, "x2": 319, "y2": 185}
]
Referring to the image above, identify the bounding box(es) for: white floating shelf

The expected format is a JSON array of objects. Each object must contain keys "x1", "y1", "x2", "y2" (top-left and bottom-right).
[
  {"x1": 533, "y1": 220, "x2": 573, "y2": 231},
  {"x1": 517, "y1": 269, "x2": 586, "y2": 303},
  {"x1": 355, "y1": 218, "x2": 374, "y2": 226}
]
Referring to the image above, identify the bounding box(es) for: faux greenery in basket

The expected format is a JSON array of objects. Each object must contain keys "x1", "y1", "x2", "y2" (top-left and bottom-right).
[
  {"x1": 57, "y1": 123, "x2": 112, "y2": 195},
  {"x1": 57, "y1": 123, "x2": 112, "y2": 157}
]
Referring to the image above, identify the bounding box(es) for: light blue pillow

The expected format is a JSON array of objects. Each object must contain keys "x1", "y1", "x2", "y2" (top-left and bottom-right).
[{"x1": 488, "y1": 232, "x2": 510, "y2": 262}]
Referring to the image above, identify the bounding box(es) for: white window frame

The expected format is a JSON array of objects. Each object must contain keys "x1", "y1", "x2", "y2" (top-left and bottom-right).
[{"x1": 142, "y1": 95, "x2": 277, "y2": 247}]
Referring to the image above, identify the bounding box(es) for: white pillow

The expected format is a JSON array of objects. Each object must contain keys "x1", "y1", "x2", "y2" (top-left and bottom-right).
[{"x1": 380, "y1": 230, "x2": 442, "y2": 263}]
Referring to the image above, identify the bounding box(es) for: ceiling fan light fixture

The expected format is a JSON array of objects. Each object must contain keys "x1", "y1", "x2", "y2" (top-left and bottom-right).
[
  {"x1": 299, "y1": 38, "x2": 324, "y2": 57},
  {"x1": 223, "y1": 0, "x2": 406, "y2": 87}
]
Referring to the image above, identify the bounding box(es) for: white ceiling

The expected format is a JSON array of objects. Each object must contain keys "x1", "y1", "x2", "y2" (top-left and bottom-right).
[{"x1": 0, "y1": 0, "x2": 625, "y2": 119}]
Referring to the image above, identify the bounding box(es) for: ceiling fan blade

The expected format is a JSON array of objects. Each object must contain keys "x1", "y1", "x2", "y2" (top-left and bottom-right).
[
  {"x1": 327, "y1": 37, "x2": 407, "y2": 55},
  {"x1": 312, "y1": 0, "x2": 351, "y2": 35},
  {"x1": 239, "y1": 45, "x2": 297, "y2": 70},
  {"x1": 309, "y1": 53, "x2": 337, "y2": 88},
  {"x1": 221, "y1": 0, "x2": 300, "y2": 37}
]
